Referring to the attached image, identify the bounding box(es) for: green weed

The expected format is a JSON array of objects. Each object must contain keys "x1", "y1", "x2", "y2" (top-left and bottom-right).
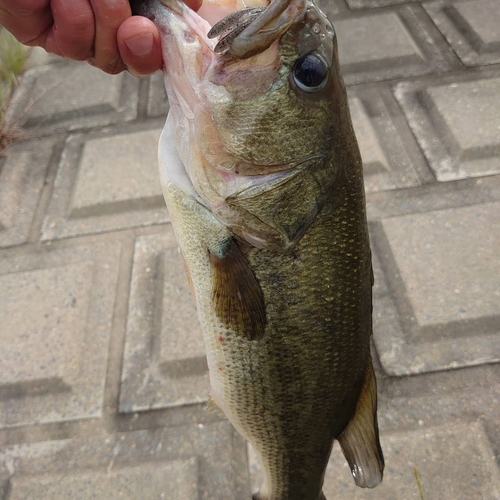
[
  {"x1": 0, "y1": 28, "x2": 29, "y2": 154},
  {"x1": 413, "y1": 466, "x2": 425, "y2": 500}
]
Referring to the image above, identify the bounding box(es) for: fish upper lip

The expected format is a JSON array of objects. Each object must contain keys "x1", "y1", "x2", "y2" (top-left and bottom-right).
[{"x1": 158, "y1": 0, "x2": 215, "y2": 49}]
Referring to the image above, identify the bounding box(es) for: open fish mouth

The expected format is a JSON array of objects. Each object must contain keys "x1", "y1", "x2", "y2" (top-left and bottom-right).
[{"x1": 156, "y1": 0, "x2": 306, "y2": 59}]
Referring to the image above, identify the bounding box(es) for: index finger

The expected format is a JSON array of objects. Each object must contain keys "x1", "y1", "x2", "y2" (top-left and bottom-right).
[
  {"x1": 46, "y1": 0, "x2": 95, "y2": 60},
  {"x1": 89, "y1": 0, "x2": 131, "y2": 72},
  {"x1": 0, "y1": 0, "x2": 52, "y2": 45}
]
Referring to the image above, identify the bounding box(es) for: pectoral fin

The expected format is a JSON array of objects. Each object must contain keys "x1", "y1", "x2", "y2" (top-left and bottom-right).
[
  {"x1": 337, "y1": 358, "x2": 384, "y2": 488},
  {"x1": 209, "y1": 238, "x2": 266, "y2": 341}
]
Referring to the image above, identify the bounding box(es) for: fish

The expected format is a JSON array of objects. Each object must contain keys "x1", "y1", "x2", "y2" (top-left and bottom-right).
[{"x1": 131, "y1": 0, "x2": 384, "y2": 498}]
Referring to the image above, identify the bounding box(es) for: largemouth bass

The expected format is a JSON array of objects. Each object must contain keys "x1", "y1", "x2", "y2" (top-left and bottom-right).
[{"x1": 132, "y1": 0, "x2": 384, "y2": 498}]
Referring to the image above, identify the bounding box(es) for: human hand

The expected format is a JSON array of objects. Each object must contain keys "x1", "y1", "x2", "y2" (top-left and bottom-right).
[{"x1": 0, "y1": 0, "x2": 201, "y2": 76}]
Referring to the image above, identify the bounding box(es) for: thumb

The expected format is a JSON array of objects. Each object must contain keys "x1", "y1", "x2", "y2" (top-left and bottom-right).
[{"x1": 117, "y1": 16, "x2": 162, "y2": 76}]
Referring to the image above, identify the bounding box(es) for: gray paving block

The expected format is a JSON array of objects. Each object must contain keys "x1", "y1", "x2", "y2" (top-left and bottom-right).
[
  {"x1": 42, "y1": 127, "x2": 168, "y2": 240},
  {"x1": 248, "y1": 422, "x2": 500, "y2": 499},
  {"x1": 25, "y1": 47, "x2": 65, "y2": 69},
  {"x1": 371, "y1": 201, "x2": 499, "y2": 376},
  {"x1": 350, "y1": 98, "x2": 390, "y2": 180},
  {"x1": 0, "y1": 421, "x2": 248, "y2": 499},
  {"x1": 347, "y1": 89, "x2": 424, "y2": 192},
  {"x1": 0, "y1": 140, "x2": 52, "y2": 248},
  {"x1": 425, "y1": 0, "x2": 500, "y2": 67},
  {"x1": 317, "y1": 0, "x2": 339, "y2": 18},
  {"x1": 120, "y1": 230, "x2": 209, "y2": 413},
  {"x1": 147, "y1": 71, "x2": 169, "y2": 117},
  {"x1": 6, "y1": 62, "x2": 139, "y2": 138},
  {"x1": 345, "y1": 0, "x2": 419, "y2": 9},
  {"x1": 395, "y1": 70, "x2": 500, "y2": 181},
  {"x1": 0, "y1": 241, "x2": 121, "y2": 428},
  {"x1": 366, "y1": 172, "x2": 500, "y2": 222},
  {"x1": 335, "y1": 6, "x2": 456, "y2": 85},
  {"x1": 9, "y1": 460, "x2": 198, "y2": 500}
]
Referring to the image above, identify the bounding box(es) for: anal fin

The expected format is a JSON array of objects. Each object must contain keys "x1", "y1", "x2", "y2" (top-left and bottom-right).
[
  {"x1": 337, "y1": 357, "x2": 384, "y2": 488},
  {"x1": 209, "y1": 238, "x2": 266, "y2": 341}
]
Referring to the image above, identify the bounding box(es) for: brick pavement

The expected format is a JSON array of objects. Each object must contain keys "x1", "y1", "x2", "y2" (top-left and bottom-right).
[{"x1": 1, "y1": 0, "x2": 499, "y2": 498}]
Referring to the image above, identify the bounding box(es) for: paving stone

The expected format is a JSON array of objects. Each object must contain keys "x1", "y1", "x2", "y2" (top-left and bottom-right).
[
  {"x1": 25, "y1": 47, "x2": 65, "y2": 69},
  {"x1": 248, "y1": 422, "x2": 500, "y2": 499},
  {"x1": 6, "y1": 62, "x2": 139, "y2": 138},
  {"x1": 345, "y1": 0, "x2": 419, "y2": 9},
  {"x1": 395, "y1": 71, "x2": 500, "y2": 181},
  {"x1": 371, "y1": 201, "x2": 499, "y2": 376},
  {"x1": 147, "y1": 71, "x2": 169, "y2": 117},
  {"x1": 0, "y1": 140, "x2": 52, "y2": 248},
  {"x1": 120, "y1": 230, "x2": 209, "y2": 413},
  {"x1": 42, "y1": 128, "x2": 168, "y2": 240},
  {"x1": 347, "y1": 90, "x2": 424, "y2": 192},
  {"x1": 366, "y1": 172, "x2": 500, "y2": 222},
  {"x1": 9, "y1": 460, "x2": 198, "y2": 499},
  {"x1": 316, "y1": 0, "x2": 339, "y2": 18},
  {"x1": 0, "y1": 421, "x2": 248, "y2": 499},
  {"x1": 425, "y1": 0, "x2": 500, "y2": 67},
  {"x1": 0, "y1": 242, "x2": 121, "y2": 428},
  {"x1": 350, "y1": 98, "x2": 390, "y2": 178},
  {"x1": 335, "y1": 6, "x2": 456, "y2": 85}
]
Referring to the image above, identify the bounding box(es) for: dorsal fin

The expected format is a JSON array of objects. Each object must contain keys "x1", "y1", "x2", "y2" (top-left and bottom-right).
[{"x1": 209, "y1": 239, "x2": 266, "y2": 341}]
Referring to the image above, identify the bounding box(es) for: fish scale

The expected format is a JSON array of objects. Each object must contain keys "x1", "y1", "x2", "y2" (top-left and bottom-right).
[{"x1": 131, "y1": 0, "x2": 384, "y2": 498}]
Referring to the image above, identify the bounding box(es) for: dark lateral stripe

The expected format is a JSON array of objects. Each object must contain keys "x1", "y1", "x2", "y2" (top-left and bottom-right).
[{"x1": 209, "y1": 239, "x2": 266, "y2": 341}]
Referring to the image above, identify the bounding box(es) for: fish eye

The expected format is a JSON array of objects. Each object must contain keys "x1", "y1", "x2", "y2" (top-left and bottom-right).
[{"x1": 292, "y1": 53, "x2": 329, "y2": 92}]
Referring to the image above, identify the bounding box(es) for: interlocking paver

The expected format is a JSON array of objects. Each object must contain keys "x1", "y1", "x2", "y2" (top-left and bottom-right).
[
  {"x1": 335, "y1": 6, "x2": 457, "y2": 85},
  {"x1": 6, "y1": 62, "x2": 139, "y2": 138},
  {"x1": 351, "y1": 98, "x2": 390, "y2": 177},
  {"x1": 249, "y1": 422, "x2": 500, "y2": 499},
  {"x1": 25, "y1": 47, "x2": 65, "y2": 68},
  {"x1": 0, "y1": 421, "x2": 248, "y2": 499},
  {"x1": 372, "y1": 201, "x2": 499, "y2": 375},
  {"x1": 0, "y1": 140, "x2": 52, "y2": 248},
  {"x1": 0, "y1": 242, "x2": 121, "y2": 428},
  {"x1": 9, "y1": 460, "x2": 198, "y2": 500},
  {"x1": 317, "y1": 0, "x2": 339, "y2": 17},
  {"x1": 425, "y1": 0, "x2": 500, "y2": 67},
  {"x1": 395, "y1": 70, "x2": 500, "y2": 181},
  {"x1": 345, "y1": 0, "x2": 419, "y2": 9},
  {"x1": 326, "y1": 421, "x2": 500, "y2": 499},
  {"x1": 348, "y1": 89, "x2": 425, "y2": 192},
  {"x1": 41, "y1": 127, "x2": 168, "y2": 240},
  {"x1": 120, "y1": 231, "x2": 209, "y2": 412}
]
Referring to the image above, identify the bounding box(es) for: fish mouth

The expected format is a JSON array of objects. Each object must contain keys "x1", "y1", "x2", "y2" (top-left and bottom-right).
[{"x1": 155, "y1": 0, "x2": 306, "y2": 59}]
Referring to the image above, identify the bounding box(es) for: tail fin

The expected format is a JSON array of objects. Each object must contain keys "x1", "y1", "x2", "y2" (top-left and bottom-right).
[{"x1": 337, "y1": 357, "x2": 384, "y2": 488}]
